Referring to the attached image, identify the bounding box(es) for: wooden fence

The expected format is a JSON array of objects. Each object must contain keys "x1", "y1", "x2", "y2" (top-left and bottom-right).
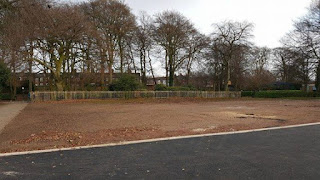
[{"x1": 31, "y1": 91, "x2": 241, "y2": 102}]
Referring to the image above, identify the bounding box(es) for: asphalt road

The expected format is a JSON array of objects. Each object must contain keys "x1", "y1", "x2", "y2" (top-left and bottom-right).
[{"x1": 0, "y1": 125, "x2": 320, "y2": 180}]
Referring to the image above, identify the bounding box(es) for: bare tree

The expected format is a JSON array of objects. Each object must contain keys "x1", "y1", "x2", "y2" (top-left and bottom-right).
[
  {"x1": 184, "y1": 30, "x2": 209, "y2": 85},
  {"x1": 246, "y1": 46, "x2": 272, "y2": 90},
  {"x1": 29, "y1": 4, "x2": 89, "y2": 90},
  {"x1": 298, "y1": 0, "x2": 320, "y2": 91},
  {"x1": 0, "y1": 0, "x2": 48, "y2": 95},
  {"x1": 278, "y1": 1, "x2": 319, "y2": 91},
  {"x1": 135, "y1": 12, "x2": 154, "y2": 84},
  {"x1": 153, "y1": 11, "x2": 194, "y2": 86},
  {"x1": 82, "y1": 0, "x2": 136, "y2": 87},
  {"x1": 273, "y1": 47, "x2": 302, "y2": 83},
  {"x1": 211, "y1": 21, "x2": 254, "y2": 91}
]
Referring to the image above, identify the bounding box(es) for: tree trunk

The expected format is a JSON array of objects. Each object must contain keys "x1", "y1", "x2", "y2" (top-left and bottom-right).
[
  {"x1": 129, "y1": 45, "x2": 137, "y2": 74},
  {"x1": 143, "y1": 49, "x2": 146, "y2": 84},
  {"x1": 147, "y1": 50, "x2": 157, "y2": 85},
  {"x1": 71, "y1": 61, "x2": 76, "y2": 91},
  {"x1": 280, "y1": 55, "x2": 288, "y2": 82},
  {"x1": 28, "y1": 46, "x2": 33, "y2": 93},
  {"x1": 225, "y1": 62, "x2": 230, "y2": 91},
  {"x1": 168, "y1": 50, "x2": 175, "y2": 87},
  {"x1": 187, "y1": 69, "x2": 191, "y2": 85},
  {"x1": 100, "y1": 50, "x2": 106, "y2": 89},
  {"x1": 169, "y1": 69, "x2": 174, "y2": 87},
  {"x1": 140, "y1": 49, "x2": 146, "y2": 84},
  {"x1": 108, "y1": 64, "x2": 113, "y2": 85},
  {"x1": 119, "y1": 40, "x2": 124, "y2": 74},
  {"x1": 316, "y1": 63, "x2": 320, "y2": 92},
  {"x1": 56, "y1": 81, "x2": 63, "y2": 91},
  {"x1": 186, "y1": 55, "x2": 192, "y2": 85},
  {"x1": 28, "y1": 60, "x2": 33, "y2": 93},
  {"x1": 10, "y1": 51, "x2": 17, "y2": 100},
  {"x1": 108, "y1": 43, "x2": 114, "y2": 85},
  {"x1": 55, "y1": 69, "x2": 63, "y2": 91},
  {"x1": 302, "y1": 59, "x2": 309, "y2": 92},
  {"x1": 165, "y1": 50, "x2": 168, "y2": 86},
  {"x1": 54, "y1": 53, "x2": 64, "y2": 91}
]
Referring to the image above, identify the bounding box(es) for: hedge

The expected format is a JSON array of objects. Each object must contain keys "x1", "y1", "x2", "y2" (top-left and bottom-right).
[
  {"x1": 241, "y1": 91, "x2": 255, "y2": 97},
  {"x1": 155, "y1": 85, "x2": 197, "y2": 91},
  {"x1": 241, "y1": 90, "x2": 320, "y2": 98},
  {"x1": 0, "y1": 93, "x2": 12, "y2": 100}
]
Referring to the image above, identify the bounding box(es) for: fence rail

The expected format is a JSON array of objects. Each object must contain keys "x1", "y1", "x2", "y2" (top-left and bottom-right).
[{"x1": 31, "y1": 91, "x2": 241, "y2": 102}]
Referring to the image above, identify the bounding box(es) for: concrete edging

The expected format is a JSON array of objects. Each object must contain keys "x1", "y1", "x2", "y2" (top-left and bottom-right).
[{"x1": 1, "y1": 122, "x2": 320, "y2": 157}]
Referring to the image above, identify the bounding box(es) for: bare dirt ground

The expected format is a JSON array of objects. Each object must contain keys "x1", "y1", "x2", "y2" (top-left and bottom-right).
[{"x1": 0, "y1": 98, "x2": 319, "y2": 153}]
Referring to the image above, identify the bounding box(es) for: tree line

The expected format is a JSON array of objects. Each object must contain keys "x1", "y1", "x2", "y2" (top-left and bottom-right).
[{"x1": 0, "y1": 0, "x2": 319, "y2": 95}]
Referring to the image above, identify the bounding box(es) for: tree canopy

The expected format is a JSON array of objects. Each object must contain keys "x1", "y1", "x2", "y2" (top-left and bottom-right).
[{"x1": 0, "y1": 0, "x2": 319, "y2": 93}]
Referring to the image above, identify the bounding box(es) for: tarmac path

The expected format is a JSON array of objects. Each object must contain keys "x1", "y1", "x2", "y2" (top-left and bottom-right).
[{"x1": 0, "y1": 102, "x2": 28, "y2": 134}]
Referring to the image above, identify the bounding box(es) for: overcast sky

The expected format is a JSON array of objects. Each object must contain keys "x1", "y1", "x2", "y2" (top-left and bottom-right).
[{"x1": 65, "y1": 0, "x2": 311, "y2": 48}]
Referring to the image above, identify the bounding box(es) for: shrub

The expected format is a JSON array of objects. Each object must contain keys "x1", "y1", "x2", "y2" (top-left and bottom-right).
[
  {"x1": 167, "y1": 86, "x2": 189, "y2": 91},
  {"x1": 0, "y1": 62, "x2": 10, "y2": 93},
  {"x1": 255, "y1": 90, "x2": 306, "y2": 98},
  {"x1": 0, "y1": 93, "x2": 11, "y2": 100},
  {"x1": 137, "y1": 88, "x2": 148, "y2": 91},
  {"x1": 186, "y1": 85, "x2": 197, "y2": 91},
  {"x1": 166, "y1": 86, "x2": 198, "y2": 91},
  {"x1": 242, "y1": 90, "x2": 320, "y2": 98},
  {"x1": 155, "y1": 84, "x2": 167, "y2": 91},
  {"x1": 109, "y1": 74, "x2": 140, "y2": 91},
  {"x1": 241, "y1": 91, "x2": 255, "y2": 97}
]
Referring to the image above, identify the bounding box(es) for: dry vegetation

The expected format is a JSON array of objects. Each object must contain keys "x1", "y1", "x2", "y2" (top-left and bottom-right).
[{"x1": 0, "y1": 98, "x2": 319, "y2": 153}]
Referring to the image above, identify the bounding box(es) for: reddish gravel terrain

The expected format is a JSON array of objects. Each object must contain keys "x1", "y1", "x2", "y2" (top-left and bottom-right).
[{"x1": 0, "y1": 98, "x2": 319, "y2": 153}]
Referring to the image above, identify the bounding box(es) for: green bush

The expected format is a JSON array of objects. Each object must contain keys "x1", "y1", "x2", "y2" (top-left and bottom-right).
[
  {"x1": 185, "y1": 85, "x2": 197, "y2": 91},
  {"x1": 154, "y1": 84, "x2": 198, "y2": 91},
  {"x1": 137, "y1": 88, "x2": 148, "y2": 91},
  {"x1": 256, "y1": 90, "x2": 307, "y2": 98},
  {"x1": 0, "y1": 62, "x2": 10, "y2": 93},
  {"x1": 155, "y1": 84, "x2": 167, "y2": 91},
  {"x1": 0, "y1": 93, "x2": 12, "y2": 100},
  {"x1": 109, "y1": 74, "x2": 140, "y2": 91},
  {"x1": 167, "y1": 86, "x2": 189, "y2": 91},
  {"x1": 241, "y1": 91, "x2": 255, "y2": 97},
  {"x1": 242, "y1": 90, "x2": 320, "y2": 98}
]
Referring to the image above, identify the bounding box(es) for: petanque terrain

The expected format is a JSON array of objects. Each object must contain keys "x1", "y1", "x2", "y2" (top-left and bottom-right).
[{"x1": 0, "y1": 98, "x2": 319, "y2": 153}]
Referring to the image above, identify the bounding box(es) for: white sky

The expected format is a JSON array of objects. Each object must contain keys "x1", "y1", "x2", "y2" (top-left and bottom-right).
[
  {"x1": 126, "y1": 0, "x2": 311, "y2": 48},
  {"x1": 65, "y1": 0, "x2": 312, "y2": 48}
]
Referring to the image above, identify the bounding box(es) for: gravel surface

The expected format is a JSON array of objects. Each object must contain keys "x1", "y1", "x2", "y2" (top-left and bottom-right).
[{"x1": 0, "y1": 98, "x2": 319, "y2": 153}]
